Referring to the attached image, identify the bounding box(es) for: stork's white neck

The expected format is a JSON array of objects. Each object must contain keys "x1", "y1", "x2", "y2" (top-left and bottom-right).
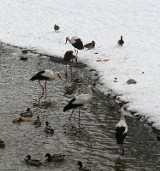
[
  {"x1": 120, "y1": 108, "x2": 125, "y2": 120},
  {"x1": 66, "y1": 37, "x2": 71, "y2": 44},
  {"x1": 87, "y1": 86, "x2": 94, "y2": 96}
]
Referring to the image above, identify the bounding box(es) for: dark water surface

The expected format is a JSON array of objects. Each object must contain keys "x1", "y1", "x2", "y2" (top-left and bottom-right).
[{"x1": 0, "y1": 43, "x2": 160, "y2": 171}]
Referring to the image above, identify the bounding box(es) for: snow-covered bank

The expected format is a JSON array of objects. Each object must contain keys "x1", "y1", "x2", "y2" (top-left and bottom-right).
[{"x1": 1, "y1": 0, "x2": 160, "y2": 129}]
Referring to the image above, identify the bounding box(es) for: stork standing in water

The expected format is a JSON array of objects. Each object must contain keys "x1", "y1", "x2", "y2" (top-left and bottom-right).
[
  {"x1": 63, "y1": 50, "x2": 77, "y2": 80},
  {"x1": 30, "y1": 69, "x2": 62, "y2": 99},
  {"x1": 115, "y1": 106, "x2": 128, "y2": 156},
  {"x1": 65, "y1": 36, "x2": 84, "y2": 54},
  {"x1": 118, "y1": 36, "x2": 124, "y2": 46},
  {"x1": 63, "y1": 85, "x2": 96, "y2": 128}
]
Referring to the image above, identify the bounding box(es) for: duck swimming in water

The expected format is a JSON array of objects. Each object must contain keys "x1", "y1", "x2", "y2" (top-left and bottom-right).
[
  {"x1": 45, "y1": 153, "x2": 66, "y2": 162},
  {"x1": 24, "y1": 155, "x2": 42, "y2": 166},
  {"x1": 33, "y1": 116, "x2": 41, "y2": 127},
  {"x1": 77, "y1": 161, "x2": 91, "y2": 171},
  {"x1": 44, "y1": 121, "x2": 54, "y2": 133},
  {"x1": 20, "y1": 107, "x2": 33, "y2": 117}
]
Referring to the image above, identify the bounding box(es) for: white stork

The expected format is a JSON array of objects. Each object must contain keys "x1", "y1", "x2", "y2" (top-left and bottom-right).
[
  {"x1": 65, "y1": 36, "x2": 84, "y2": 54},
  {"x1": 63, "y1": 85, "x2": 96, "y2": 128},
  {"x1": 30, "y1": 69, "x2": 62, "y2": 99},
  {"x1": 115, "y1": 106, "x2": 128, "y2": 156},
  {"x1": 63, "y1": 50, "x2": 77, "y2": 80}
]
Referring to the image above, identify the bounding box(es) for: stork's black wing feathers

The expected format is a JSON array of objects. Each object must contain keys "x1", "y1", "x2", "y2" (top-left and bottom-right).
[
  {"x1": 63, "y1": 98, "x2": 83, "y2": 112},
  {"x1": 115, "y1": 126, "x2": 127, "y2": 144}
]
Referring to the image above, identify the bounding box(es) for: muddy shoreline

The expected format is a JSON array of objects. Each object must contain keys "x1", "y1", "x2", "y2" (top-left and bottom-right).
[{"x1": 0, "y1": 42, "x2": 160, "y2": 171}]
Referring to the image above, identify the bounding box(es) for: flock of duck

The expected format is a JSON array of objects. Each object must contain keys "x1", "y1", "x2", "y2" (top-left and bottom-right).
[{"x1": 0, "y1": 25, "x2": 126, "y2": 170}]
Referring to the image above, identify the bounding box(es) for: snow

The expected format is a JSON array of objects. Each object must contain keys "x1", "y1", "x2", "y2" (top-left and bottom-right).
[{"x1": 0, "y1": 0, "x2": 160, "y2": 129}]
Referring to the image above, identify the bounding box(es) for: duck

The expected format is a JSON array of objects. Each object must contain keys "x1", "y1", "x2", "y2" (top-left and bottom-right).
[
  {"x1": 12, "y1": 115, "x2": 32, "y2": 123},
  {"x1": 77, "y1": 161, "x2": 91, "y2": 171},
  {"x1": 33, "y1": 116, "x2": 41, "y2": 127},
  {"x1": 45, "y1": 153, "x2": 66, "y2": 162},
  {"x1": 84, "y1": 41, "x2": 95, "y2": 50},
  {"x1": 0, "y1": 139, "x2": 5, "y2": 148},
  {"x1": 44, "y1": 121, "x2": 54, "y2": 133},
  {"x1": 118, "y1": 36, "x2": 124, "y2": 46},
  {"x1": 20, "y1": 107, "x2": 33, "y2": 117},
  {"x1": 54, "y1": 24, "x2": 60, "y2": 32},
  {"x1": 24, "y1": 155, "x2": 42, "y2": 166}
]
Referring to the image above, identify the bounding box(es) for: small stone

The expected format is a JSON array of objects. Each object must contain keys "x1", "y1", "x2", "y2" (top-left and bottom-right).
[{"x1": 127, "y1": 79, "x2": 137, "y2": 85}]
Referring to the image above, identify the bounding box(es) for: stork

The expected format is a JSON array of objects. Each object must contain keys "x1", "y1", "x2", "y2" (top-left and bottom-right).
[
  {"x1": 65, "y1": 36, "x2": 84, "y2": 54},
  {"x1": 63, "y1": 85, "x2": 95, "y2": 128},
  {"x1": 30, "y1": 69, "x2": 62, "y2": 99},
  {"x1": 118, "y1": 36, "x2": 124, "y2": 46},
  {"x1": 63, "y1": 50, "x2": 77, "y2": 79},
  {"x1": 115, "y1": 106, "x2": 128, "y2": 156}
]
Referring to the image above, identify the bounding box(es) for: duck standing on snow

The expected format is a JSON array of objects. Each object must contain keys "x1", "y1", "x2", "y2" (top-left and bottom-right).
[
  {"x1": 77, "y1": 161, "x2": 91, "y2": 171},
  {"x1": 118, "y1": 36, "x2": 124, "y2": 46},
  {"x1": 54, "y1": 24, "x2": 60, "y2": 32},
  {"x1": 65, "y1": 36, "x2": 84, "y2": 54},
  {"x1": 115, "y1": 106, "x2": 128, "y2": 156},
  {"x1": 30, "y1": 69, "x2": 62, "y2": 99},
  {"x1": 24, "y1": 155, "x2": 42, "y2": 166},
  {"x1": 84, "y1": 41, "x2": 95, "y2": 50},
  {"x1": 45, "y1": 153, "x2": 66, "y2": 162},
  {"x1": 63, "y1": 85, "x2": 96, "y2": 128},
  {"x1": 44, "y1": 121, "x2": 54, "y2": 134}
]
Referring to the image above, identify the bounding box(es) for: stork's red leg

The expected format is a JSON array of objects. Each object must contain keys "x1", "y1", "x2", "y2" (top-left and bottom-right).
[
  {"x1": 44, "y1": 81, "x2": 47, "y2": 99},
  {"x1": 38, "y1": 81, "x2": 44, "y2": 95},
  {"x1": 69, "y1": 109, "x2": 75, "y2": 125},
  {"x1": 121, "y1": 145, "x2": 125, "y2": 156},
  {"x1": 65, "y1": 65, "x2": 68, "y2": 78},
  {"x1": 78, "y1": 109, "x2": 81, "y2": 128}
]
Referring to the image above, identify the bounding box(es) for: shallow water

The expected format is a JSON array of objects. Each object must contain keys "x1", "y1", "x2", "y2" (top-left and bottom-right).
[{"x1": 0, "y1": 43, "x2": 160, "y2": 171}]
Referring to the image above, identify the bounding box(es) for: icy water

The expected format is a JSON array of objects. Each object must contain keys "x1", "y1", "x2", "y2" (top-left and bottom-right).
[{"x1": 0, "y1": 43, "x2": 160, "y2": 171}]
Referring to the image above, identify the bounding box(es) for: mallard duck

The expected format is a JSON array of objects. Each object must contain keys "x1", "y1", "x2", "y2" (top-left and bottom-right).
[
  {"x1": 44, "y1": 121, "x2": 54, "y2": 133},
  {"x1": 0, "y1": 139, "x2": 5, "y2": 148},
  {"x1": 33, "y1": 116, "x2": 41, "y2": 127},
  {"x1": 84, "y1": 41, "x2": 95, "y2": 50},
  {"x1": 12, "y1": 115, "x2": 32, "y2": 123},
  {"x1": 54, "y1": 24, "x2": 60, "y2": 32},
  {"x1": 24, "y1": 155, "x2": 42, "y2": 166},
  {"x1": 118, "y1": 36, "x2": 124, "y2": 46},
  {"x1": 20, "y1": 107, "x2": 33, "y2": 117},
  {"x1": 77, "y1": 161, "x2": 91, "y2": 171},
  {"x1": 45, "y1": 153, "x2": 66, "y2": 162}
]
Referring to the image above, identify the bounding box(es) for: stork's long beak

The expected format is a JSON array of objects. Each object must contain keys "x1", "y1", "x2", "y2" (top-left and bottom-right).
[
  {"x1": 65, "y1": 38, "x2": 68, "y2": 44},
  {"x1": 58, "y1": 74, "x2": 63, "y2": 80},
  {"x1": 91, "y1": 87, "x2": 96, "y2": 93}
]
